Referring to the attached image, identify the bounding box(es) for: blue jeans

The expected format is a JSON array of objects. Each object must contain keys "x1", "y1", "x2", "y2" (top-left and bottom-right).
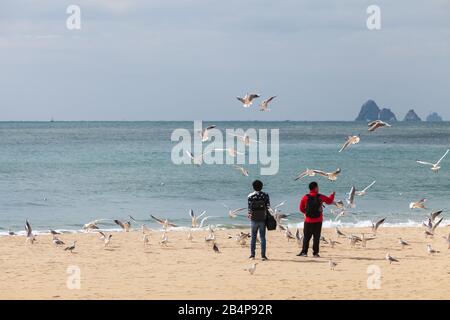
[{"x1": 250, "y1": 220, "x2": 266, "y2": 257}]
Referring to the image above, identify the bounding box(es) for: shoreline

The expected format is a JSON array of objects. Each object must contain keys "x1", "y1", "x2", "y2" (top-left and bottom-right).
[{"x1": 1, "y1": 226, "x2": 449, "y2": 300}]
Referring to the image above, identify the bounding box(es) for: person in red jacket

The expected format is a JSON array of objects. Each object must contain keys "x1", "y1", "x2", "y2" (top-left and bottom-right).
[{"x1": 298, "y1": 181, "x2": 335, "y2": 257}]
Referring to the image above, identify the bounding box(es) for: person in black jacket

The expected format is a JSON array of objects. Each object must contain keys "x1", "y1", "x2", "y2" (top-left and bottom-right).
[{"x1": 248, "y1": 180, "x2": 270, "y2": 261}]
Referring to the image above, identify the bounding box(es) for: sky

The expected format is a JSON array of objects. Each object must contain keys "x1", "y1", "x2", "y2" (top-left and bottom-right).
[{"x1": 1, "y1": 0, "x2": 449, "y2": 121}]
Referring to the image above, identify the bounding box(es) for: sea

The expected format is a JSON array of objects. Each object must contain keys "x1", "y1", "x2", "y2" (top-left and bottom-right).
[{"x1": 1, "y1": 121, "x2": 449, "y2": 235}]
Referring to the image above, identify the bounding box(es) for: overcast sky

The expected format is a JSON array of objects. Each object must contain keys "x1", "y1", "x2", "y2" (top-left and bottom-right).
[{"x1": 1, "y1": 0, "x2": 449, "y2": 121}]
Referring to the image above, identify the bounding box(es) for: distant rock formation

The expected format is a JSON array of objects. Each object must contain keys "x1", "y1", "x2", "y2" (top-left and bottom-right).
[
  {"x1": 379, "y1": 108, "x2": 397, "y2": 122},
  {"x1": 403, "y1": 109, "x2": 422, "y2": 122},
  {"x1": 426, "y1": 112, "x2": 443, "y2": 122},
  {"x1": 355, "y1": 100, "x2": 381, "y2": 121}
]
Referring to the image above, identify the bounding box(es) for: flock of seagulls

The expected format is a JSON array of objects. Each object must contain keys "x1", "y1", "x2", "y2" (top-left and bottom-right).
[{"x1": 236, "y1": 93, "x2": 276, "y2": 112}]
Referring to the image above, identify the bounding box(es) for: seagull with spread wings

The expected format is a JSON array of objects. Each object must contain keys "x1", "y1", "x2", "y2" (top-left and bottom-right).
[
  {"x1": 339, "y1": 135, "x2": 360, "y2": 152},
  {"x1": 259, "y1": 96, "x2": 276, "y2": 111},
  {"x1": 237, "y1": 93, "x2": 260, "y2": 107},
  {"x1": 368, "y1": 120, "x2": 391, "y2": 132},
  {"x1": 416, "y1": 149, "x2": 449, "y2": 173}
]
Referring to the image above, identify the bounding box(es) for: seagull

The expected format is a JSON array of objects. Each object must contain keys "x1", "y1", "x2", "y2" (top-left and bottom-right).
[
  {"x1": 237, "y1": 93, "x2": 260, "y2": 108},
  {"x1": 355, "y1": 181, "x2": 376, "y2": 196},
  {"x1": 427, "y1": 210, "x2": 443, "y2": 223},
  {"x1": 339, "y1": 135, "x2": 360, "y2": 152},
  {"x1": 222, "y1": 204, "x2": 246, "y2": 218},
  {"x1": 64, "y1": 241, "x2": 77, "y2": 253},
  {"x1": 416, "y1": 149, "x2": 449, "y2": 173},
  {"x1": 198, "y1": 125, "x2": 217, "y2": 142},
  {"x1": 398, "y1": 238, "x2": 410, "y2": 249},
  {"x1": 205, "y1": 232, "x2": 216, "y2": 242},
  {"x1": 227, "y1": 133, "x2": 260, "y2": 146},
  {"x1": 334, "y1": 200, "x2": 345, "y2": 209},
  {"x1": 212, "y1": 242, "x2": 220, "y2": 253},
  {"x1": 431, "y1": 217, "x2": 443, "y2": 233},
  {"x1": 346, "y1": 186, "x2": 356, "y2": 208},
  {"x1": 295, "y1": 228, "x2": 303, "y2": 247},
  {"x1": 150, "y1": 215, "x2": 178, "y2": 230},
  {"x1": 368, "y1": 120, "x2": 391, "y2": 132},
  {"x1": 25, "y1": 220, "x2": 36, "y2": 244},
  {"x1": 114, "y1": 219, "x2": 131, "y2": 232},
  {"x1": 245, "y1": 263, "x2": 258, "y2": 275},
  {"x1": 233, "y1": 165, "x2": 249, "y2": 177},
  {"x1": 8, "y1": 229, "x2": 15, "y2": 236},
  {"x1": 160, "y1": 232, "x2": 169, "y2": 246},
  {"x1": 371, "y1": 218, "x2": 386, "y2": 234},
  {"x1": 50, "y1": 230, "x2": 61, "y2": 235},
  {"x1": 259, "y1": 96, "x2": 276, "y2": 111},
  {"x1": 312, "y1": 168, "x2": 341, "y2": 181},
  {"x1": 424, "y1": 230, "x2": 434, "y2": 238},
  {"x1": 213, "y1": 148, "x2": 244, "y2": 157},
  {"x1": 294, "y1": 169, "x2": 316, "y2": 181},
  {"x1": 187, "y1": 232, "x2": 193, "y2": 241},
  {"x1": 385, "y1": 252, "x2": 399, "y2": 264},
  {"x1": 189, "y1": 209, "x2": 207, "y2": 228},
  {"x1": 409, "y1": 198, "x2": 427, "y2": 210},
  {"x1": 52, "y1": 235, "x2": 65, "y2": 246},
  {"x1": 103, "y1": 234, "x2": 112, "y2": 247},
  {"x1": 82, "y1": 219, "x2": 106, "y2": 231},
  {"x1": 335, "y1": 227, "x2": 346, "y2": 237},
  {"x1": 143, "y1": 234, "x2": 149, "y2": 246},
  {"x1": 360, "y1": 233, "x2": 376, "y2": 248},
  {"x1": 427, "y1": 244, "x2": 440, "y2": 255},
  {"x1": 329, "y1": 259, "x2": 338, "y2": 271}
]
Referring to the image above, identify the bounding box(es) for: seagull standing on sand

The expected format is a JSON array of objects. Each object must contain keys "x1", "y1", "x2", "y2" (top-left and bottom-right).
[
  {"x1": 64, "y1": 241, "x2": 77, "y2": 253},
  {"x1": 245, "y1": 263, "x2": 258, "y2": 275},
  {"x1": 385, "y1": 252, "x2": 399, "y2": 264},
  {"x1": 143, "y1": 234, "x2": 149, "y2": 246},
  {"x1": 25, "y1": 220, "x2": 36, "y2": 244},
  {"x1": 398, "y1": 238, "x2": 410, "y2": 249},
  {"x1": 416, "y1": 149, "x2": 449, "y2": 173},
  {"x1": 409, "y1": 199, "x2": 427, "y2": 210},
  {"x1": 355, "y1": 181, "x2": 376, "y2": 196},
  {"x1": 8, "y1": 229, "x2": 15, "y2": 236},
  {"x1": 368, "y1": 120, "x2": 391, "y2": 132},
  {"x1": 329, "y1": 260, "x2": 338, "y2": 271},
  {"x1": 237, "y1": 93, "x2": 260, "y2": 107},
  {"x1": 259, "y1": 96, "x2": 276, "y2": 111},
  {"x1": 212, "y1": 242, "x2": 220, "y2": 253},
  {"x1": 335, "y1": 227, "x2": 346, "y2": 237},
  {"x1": 187, "y1": 231, "x2": 193, "y2": 241},
  {"x1": 52, "y1": 235, "x2": 65, "y2": 246},
  {"x1": 160, "y1": 232, "x2": 169, "y2": 246},
  {"x1": 339, "y1": 135, "x2": 360, "y2": 152},
  {"x1": 295, "y1": 228, "x2": 303, "y2": 247}
]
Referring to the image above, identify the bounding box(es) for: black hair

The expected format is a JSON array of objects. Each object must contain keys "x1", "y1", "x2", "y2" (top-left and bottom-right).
[
  {"x1": 309, "y1": 181, "x2": 318, "y2": 191},
  {"x1": 252, "y1": 180, "x2": 263, "y2": 191}
]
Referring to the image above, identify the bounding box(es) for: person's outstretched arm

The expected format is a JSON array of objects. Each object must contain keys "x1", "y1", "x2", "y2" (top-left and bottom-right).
[{"x1": 320, "y1": 192, "x2": 336, "y2": 205}]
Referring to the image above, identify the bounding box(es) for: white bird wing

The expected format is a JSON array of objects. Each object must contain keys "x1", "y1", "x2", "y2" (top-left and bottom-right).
[
  {"x1": 416, "y1": 160, "x2": 435, "y2": 166},
  {"x1": 436, "y1": 149, "x2": 450, "y2": 165},
  {"x1": 198, "y1": 210, "x2": 207, "y2": 219},
  {"x1": 339, "y1": 140, "x2": 351, "y2": 153},
  {"x1": 274, "y1": 201, "x2": 285, "y2": 210},
  {"x1": 312, "y1": 170, "x2": 328, "y2": 177},
  {"x1": 362, "y1": 180, "x2": 376, "y2": 192}
]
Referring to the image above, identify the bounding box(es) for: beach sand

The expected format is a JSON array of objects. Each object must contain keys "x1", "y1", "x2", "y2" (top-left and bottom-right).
[{"x1": 0, "y1": 226, "x2": 449, "y2": 300}]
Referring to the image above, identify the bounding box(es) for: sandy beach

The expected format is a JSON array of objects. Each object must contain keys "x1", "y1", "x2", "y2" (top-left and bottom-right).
[{"x1": 0, "y1": 226, "x2": 449, "y2": 300}]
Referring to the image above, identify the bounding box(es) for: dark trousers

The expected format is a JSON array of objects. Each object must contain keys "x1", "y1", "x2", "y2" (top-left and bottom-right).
[{"x1": 301, "y1": 222, "x2": 322, "y2": 255}]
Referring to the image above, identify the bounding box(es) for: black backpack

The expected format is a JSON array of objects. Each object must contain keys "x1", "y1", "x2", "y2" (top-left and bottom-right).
[
  {"x1": 265, "y1": 212, "x2": 277, "y2": 231},
  {"x1": 305, "y1": 194, "x2": 322, "y2": 218},
  {"x1": 250, "y1": 199, "x2": 267, "y2": 222}
]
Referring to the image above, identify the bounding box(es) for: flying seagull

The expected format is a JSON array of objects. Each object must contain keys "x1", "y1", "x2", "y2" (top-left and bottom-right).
[
  {"x1": 371, "y1": 218, "x2": 386, "y2": 234},
  {"x1": 339, "y1": 135, "x2": 360, "y2": 152},
  {"x1": 312, "y1": 168, "x2": 341, "y2": 181},
  {"x1": 237, "y1": 93, "x2": 260, "y2": 107},
  {"x1": 213, "y1": 148, "x2": 244, "y2": 157},
  {"x1": 368, "y1": 120, "x2": 391, "y2": 132},
  {"x1": 82, "y1": 219, "x2": 107, "y2": 232},
  {"x1": 416, "y1": 149, "x2": 449, "y2": 173},
  {"x1": 198, "y1": 125, "x2": 217, "y2": 142},
  {"x1": 25, "y1": 220, "x2": 36, "y2": 244},
  {"x1": 227, "y1": 133, "x2": 260, "y2": 146},
  {"x1": 222, "y1": 204, "x2": 246, "y2": 218},
  {"x1": 355, "y1": 181, "x2": 376, "y2": 196},
  {"x1": 294, "y1": 169, "x2": 317, "y2": 181},
  {"x1": 150, "y1": 215, "x2": 178, "y2": 229},
  {"x1": 185, "y1": 150, "x2": 211, "y2": 166},
  {"x1": 233, "y1": 165, "x2": 249, "y2": 177},
  {"x1": 427, "y1": 210, "x2": 443, "y2": 223},
  {"x1": 189, "y1": 209, "x2": 207, "y2": 228},
  {"x1": 409, "y1": 198, "x2": 427, "y2": 210},
  {"x1": 259, "y1": 96, "x2": 276, "y2": 111},
  {"x1": 114, "y1": 219, "x2": 131, "y2": 232},
  {"x1": 346, "y1": 186, "x2": 356, "y2": 208}
]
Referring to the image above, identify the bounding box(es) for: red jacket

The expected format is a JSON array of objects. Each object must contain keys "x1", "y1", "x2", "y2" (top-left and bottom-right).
[{"x1": 299, "y1": 191, "x2": 335, "y2": 223}]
